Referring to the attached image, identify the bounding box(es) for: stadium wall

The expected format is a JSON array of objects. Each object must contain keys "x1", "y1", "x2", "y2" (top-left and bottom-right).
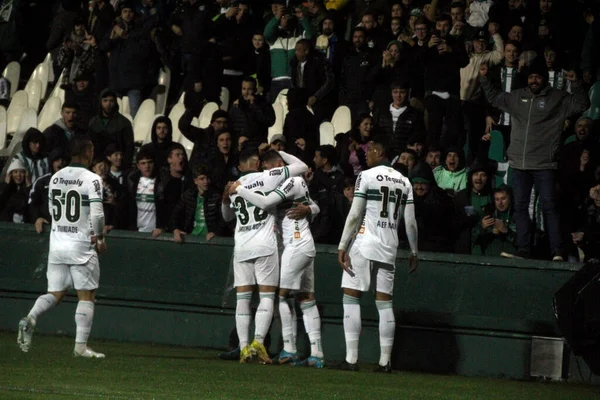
[{"x1": 0, "y1": 222, "x2": 589, "y2": 380}]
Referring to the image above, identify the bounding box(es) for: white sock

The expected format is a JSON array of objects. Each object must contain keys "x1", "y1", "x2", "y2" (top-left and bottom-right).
[
  {"x1": 301, "y1": 300, "x2": 323, "y2": 358},
  {"x1": 290, "y1": 297, "x2": 297, "y2": 351},
  {"x1": 74, "y1": 301, "x2": 95, "y2": 352},
  {"x1": 236, "y1": 292, "x2": 252, "y2": 349},
  {"x1": 28, "y1": 293, "x2": 57, "y2": 322},
  {"x1": 279, "y1": 296, "x2": 296, "y2": 353},
  {"x1": 376, "y1": 300, "x2": 395, "y2": 367},
  {"x1": 254, "y1": 293, "x2": 275, "y2": 344},
  {"x1": 343, "y1": 294, "x2": 361, "y2": 364}
]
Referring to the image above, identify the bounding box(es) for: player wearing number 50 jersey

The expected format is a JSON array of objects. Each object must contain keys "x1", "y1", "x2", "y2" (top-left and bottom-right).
[
  {"x1": 17, "y1": 136, "x2": 108, "y2": 358},
  {"x1": 222, "y1": 148, "x2": 308, "y2": 364},
  {"x1": 233, "y1": 175, "x2": 325, "y2": 368},
  {"x1": 335, "y1": 138, "x2": 418, "y2": 373}
]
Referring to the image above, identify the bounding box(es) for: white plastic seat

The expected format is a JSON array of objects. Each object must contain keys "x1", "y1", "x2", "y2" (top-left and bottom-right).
[
  {"x1": 29, "y1": 63, "x2": 49, "y2": 100},
  {"x1": 7, "y1": 107, "x2": 37, "y2": 155},
  {"x1": 198, "y1": 102, "x2": 219, "y2": 129},
  {"x1": 219, "y1": 86, "x2": 230, "y2": 111},
  {"x1": 6, "y1": 90, "x2": 28, "y2": 133},
  {"x1": 122, "y1": 113, "x2": 133, "y2": 125},
  {"x1": 24, "y1": 79, "x2": 42, "y2": 111},
  {"x1": 331, "y1": 105, "x2": 352, "y2": 135},
  {"x1": 178, "y1": 130, "x2": 195, "y2": 157},
  {"x1": 38, "y1": 96, "x2": 62, "y2": 132},
  {"x1": 48, "y1": 69, "x2": 66, "y2": 104},
  {"x1": 44, "y1": 53, "x2": 55, "y2": 83},
  {"x1": 168, "y1": 103, "x2": 186, "y2": 143},
  {"x1": 117, "y1": 97, "x2": 123, "y2": 111},
  {"x1": 121, "y1": 96, "x2": 130, "y2": 115},
  {"x1": 2, "y1": 61, "x2": 20, "y2": 98},
  {"x1": 156, "y1": 67, "x2": 171, "y2": 115},
  {"x1": 319, "y1": 122, "x2": 335, "y2": 146},
  {"x1": 0, "y1": 106, "x2": 7, "y2": 150},
  {"x1": 268, "y1": 103, "x2": 284, "y2": 143},
  {"x1": 275, "y1": 88, "x2": 289, "y2": 117},
  {"x1": 178, "y1": 92, "x2": 185, "y2": 105},
  {"x1": 133, "y1": 99, "x2": 157, "y2": 143}
]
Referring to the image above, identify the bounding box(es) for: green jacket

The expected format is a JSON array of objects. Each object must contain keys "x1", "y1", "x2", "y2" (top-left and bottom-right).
[
  {"x1": 433, "y1": 166, "x2": 468, "y2": 193},
  {"x1": 264, "y1": 17, "x2": 315, "y2": 79},
  {"x1": 472, "y1": 209, "x2": 517, "y2": 256}
]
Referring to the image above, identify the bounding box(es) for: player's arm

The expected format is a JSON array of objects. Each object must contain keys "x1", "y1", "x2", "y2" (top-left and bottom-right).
[
  {"x1": 89, "y1": 177, "x2": 106, "y2": 252},
  {"x1": 221, "y1": 201, "x2": 235, "y2": 222},
  {"x1": 236, "y1": 186, "x2": 285, "y2": 210},
  {"x1": 404, "y1": 183, "x2": 419, "y2": 273},
  {"x1": 338, "y1": 195, "x2": 366, "y2": 251},
  {"x1": 279, "y1": 151, "x2": 308, "y2": 178},
  {"x1": 307, "y1": 196, "x2": 320, "y2": 219}
]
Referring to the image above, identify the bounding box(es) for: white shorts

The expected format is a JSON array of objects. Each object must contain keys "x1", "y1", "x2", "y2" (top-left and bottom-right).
[
  {"x1": 47, "y1": 254, "x2": 100, "y2": 292},
  {"x1": 341, "y1": 246, "x2": 395, "y2": 295},
  {"x1": 280, "y1": 247, "x2": 314, "y2": 292},
  {"x1": 234, "y1": 252, "x2": 280, "y2": 287}
]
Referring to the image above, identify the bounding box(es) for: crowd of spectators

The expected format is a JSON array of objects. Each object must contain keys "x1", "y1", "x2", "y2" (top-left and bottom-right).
[{"x1": 2, "y1": 0, "x2": 600, "y2": 262}]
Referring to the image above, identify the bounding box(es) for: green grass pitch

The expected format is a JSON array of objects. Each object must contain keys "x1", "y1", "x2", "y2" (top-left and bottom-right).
[{"x1": 0, "y1": 332, "x2": 598, "y2": 400}]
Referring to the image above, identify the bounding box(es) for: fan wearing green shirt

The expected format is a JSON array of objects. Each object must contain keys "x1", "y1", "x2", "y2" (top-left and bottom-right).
[{"x1": 171, "y1": 165, "x2": 223, "y2": 243}]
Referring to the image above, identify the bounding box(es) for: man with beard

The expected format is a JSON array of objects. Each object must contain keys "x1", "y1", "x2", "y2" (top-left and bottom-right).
[
  {"x1": 480, "y1": 58, "x2": 589, "y2": 260},
  {"x1": 43, "y1": 103, "x2": 86, "y2": 156},
  {"x1": 140, "y1": 116, "x2": 173, "y2": 170},
  {"x1": 229, "y1": 77, "x2": 275, "y2": 145},
  {"x1": 315, "y1": 15, "x2": 346, "y2": 78},
  {"x1": 88, "y1": 89, "x2": 135, "y2": 165}
]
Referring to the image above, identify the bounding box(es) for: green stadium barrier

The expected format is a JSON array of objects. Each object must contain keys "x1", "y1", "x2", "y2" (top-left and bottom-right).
[{"x1": 0, "y1": 222, "x2": 584, "y2": 379}]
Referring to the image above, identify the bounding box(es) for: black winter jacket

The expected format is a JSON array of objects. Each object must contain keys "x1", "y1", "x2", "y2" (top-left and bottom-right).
[
  {"x1": 171, "y1": 187, "x2": 224, "y2": 235},
  {"x1": 375, "y1": 105, "x2": 425, "y2": 156}
]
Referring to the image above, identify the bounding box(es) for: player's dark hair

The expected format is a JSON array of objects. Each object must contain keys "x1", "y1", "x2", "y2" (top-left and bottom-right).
[
  {"x1": 70, "y1": 135, "x2": 93, "y2": 158},
  {"x1": 239, "y1": 147, "x2": 259, "y2": 164},
  {"x1": 316, "y1": 144, "x2": 337, "y2": 166},
  {"x1": 261, "y1": 149, "x2": 284, "y2": 164},
  {"x1": 136, "y1": 147, "x2": 155, "y2": 163},
  {"x1": 371, "y1": 137, "x2": 392, "y2": 159}
]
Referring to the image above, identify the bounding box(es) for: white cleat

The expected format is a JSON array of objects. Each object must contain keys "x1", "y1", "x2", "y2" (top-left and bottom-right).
[
  {"x1": 17, "y1": 316, "x2": 36, "y2": 352},
  {"x1": 73, "y1": 347, "x2": 106, "y2": 359}
]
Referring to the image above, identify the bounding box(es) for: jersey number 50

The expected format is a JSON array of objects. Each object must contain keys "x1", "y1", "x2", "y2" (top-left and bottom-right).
[{"x1": 51, "y1": 189, "x2": 82, "y2": 223}]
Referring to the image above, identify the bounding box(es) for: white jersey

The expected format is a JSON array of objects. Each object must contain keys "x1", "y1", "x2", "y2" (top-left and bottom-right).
[
  {"x1": 353, "y1": 164, "x2": 413, "y2": 264},
  {"x1": 229, "y1": 166, "x2": 292, "y2": 261},
  {"x1": 272, "y1": 177, "x2": 316, "y2": 256},
  {"x1": 48, "y1": 165, "x2": 103, "y2": 264},
  {"x1": 136, "y1": 176, "x2": 156, "y2": 232}
]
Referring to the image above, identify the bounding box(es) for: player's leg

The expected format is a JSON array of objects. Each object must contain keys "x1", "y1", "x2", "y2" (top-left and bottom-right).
[
  {"x1": 373, "y1": 262, "x2": 396, "y2": 373},
  {"x1": 71, "y1": 254, "x2": 104, "y2": 358},
  {"x1": 252, "y1": 252, "x2": 280, "y2": 364},
  {"x1": 296, "y1": 257, "x2": 324, "y2": 367},
  {"x1": 233, "y1": 257, "x2": 256, "y2": 363},
  {"x1": 277, "y1": 248, "x2": 298, "y2": 363},
  {"x1": 18, "y1": 263, "x2": 71, "y2": 352}
]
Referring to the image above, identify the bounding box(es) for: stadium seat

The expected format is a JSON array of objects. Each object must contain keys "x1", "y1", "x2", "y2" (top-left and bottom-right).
[
  {"x1": 29, "y1": 63, "x2": 49, "y2": 100},
  {"x1": 24, "y1": 78, "x2": 42, "y2": 111},
  {"x1": 156, "y1": 67, "x2": 171, "y2": 115},
  {"x1": 5, "y1": 107, "x2": 37, "y2": 156},
  {"x1": 2, "y1": 61, "x2": 20, "y2": 98},
  {"x1": 121, "y1": 96, "x2": 131, "y2": 115},
  {"x1": 48, "y1": 69, "x2": 65, "y2": 104},
  {"x1": 198, "y1": 102, "x2": 219, "y2": 129},
  {"x1": 117, "y1": 96, "x2": 123, "y2": 111},
  {"x1": 6, "y1": 90, "x2": 28, "y2": 134},
  {"x1": 307, "y1": 105, "x2": 314, "y2": 114},
  {"x1": 122, "y1": 112, "x2": 133, "y2": 125},
  {"x1": 177, "y1": 92, "x2": 185, "y2": 105},
  {"x1": 168, "y1": 103, "x2": 186, "y2": 143},
  {"x1": 133, "y1": 100, "x2": 157, "y2": 143},
  {"x1": 319, "y1": 122, "x2": 335, "y2": 146},
  {"x1": 192, "y1": 117, "x2": 200, "y2": 128},
  {"x1": 275, "y1": 88, "x2": 289, "y2": 117},
  {"x1": 178, "y1": 130, "x2": 194, "y2": 159},
  {"x1": 488, "y1": 130, "x2": 508, "y2": 187},
  {"x1": 268, "y1": 103, "x2": 284, "y2": 142},
  {"x1": 0, "y1": 106, "x2": 6, "y2": 150},
  {"x1": 44, "y1": 53, "x2": 54, "y2": 83},
  {"x1": 331, "y1": 106, "x2": 352, "y2": 135},
  {"x1": 220, "y1": 86, "x2": 230, "y2": 111},
  {"x1": 583, "y1": 82, "x2": 600, "y2": 120},
  {"x1": 37, "y1": 96, "x2": 62, "y2": 132}
]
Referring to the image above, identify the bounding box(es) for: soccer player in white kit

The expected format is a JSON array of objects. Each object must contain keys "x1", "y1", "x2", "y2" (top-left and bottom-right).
[
  {"x1": 17, "y1": 136, "x2": 108, "y2": 358},
  {"x1": 232, "y1": 174, "x2": 325, "y2": 368},
  {"x1": 222, "y1": 148, "x2": 307, "y2": 364},
  {"x1": 336, "y1": 138, "x2": 419, "y2": 372}
]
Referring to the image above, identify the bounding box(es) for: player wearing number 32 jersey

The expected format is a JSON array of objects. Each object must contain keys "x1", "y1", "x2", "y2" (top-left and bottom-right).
[
  {"x1": 335, "y1": 138, "x2": 418, "y2": 373},
  {"x1": 222, "y1": 148, "x2": 308, "y2": 364},
  {"x1": 17, "y1": 136, "x2": 108, "y2": 358}
]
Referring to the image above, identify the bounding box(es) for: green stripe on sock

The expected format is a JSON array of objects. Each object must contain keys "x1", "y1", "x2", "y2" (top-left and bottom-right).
[
  {"x1": 343, "y1": 294, "x2": 360, "y2": 304},
  {"x1": 300, "y1": 300, "x2": 316, "y2": 310},
  {"x1": 237, "y1": 292, "x2": 252, "y2": 300},
  {"x1": 260, "y1": 292, "x2": 276, "y2": 300},
  {"x1": 375, "y1": 300, "x2": 393, "y2": 310}
]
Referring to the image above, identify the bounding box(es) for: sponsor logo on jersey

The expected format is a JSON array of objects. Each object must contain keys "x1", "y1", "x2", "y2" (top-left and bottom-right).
[
  {"x1": 245, "y1": 180, "x2": 265, "y2": 190},
  {"x1": 93, "y1": 180, "x2": 102, "y2": 197},
  {"x1": 56, "y1": 178, "x2": 84, "y2": 187},
  {"x1": 269, "y1": 169, "x2": 283, "y2": 176},
  {"x1": 282, "y1": 180, "x2": 294, "y2": 193},
  {"x1": 377, "y1": 175, "x2": 384, "y2": 181},
  {"x1": 355, "y1": 174, "x2": 362, "y2": 191}
]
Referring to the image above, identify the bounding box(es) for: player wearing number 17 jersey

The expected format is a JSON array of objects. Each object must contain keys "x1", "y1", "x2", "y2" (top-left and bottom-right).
[
  {"x1": 17, "y1": 136, "x2": 107, "y2": 358},
  {"x1": 335, "y1": 138, "x2": 418, "y2": 373},
  {"x1": 221, "y1": 148, "x2": 308, "y2": 364}
]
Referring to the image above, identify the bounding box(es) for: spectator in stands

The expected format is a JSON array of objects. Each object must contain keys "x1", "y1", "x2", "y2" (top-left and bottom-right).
[
  {"x1": 88, "y1": 89, "x2": 135, "y2": 165},
  {"x1": 208, "y1": 129, "x2": 238, "y2": 193},
  {"x1": 309, "y1": 144, "x2": 347, "y2": 244},
  {"x1": 425, "y1": 144, "x2": 442, "y2": 169},
  {"x1": 480, "y1": 58, "x2": 590, "y2": 260},
  {"x1": 371, "y1": 40, "x2": 411, "y2": 112},
  {"x1": 406, "y1": 134, "x2": 426, "y2": 159},
  {"x1": 249, "y1": 32, "x2": 271, "y2": 95},
  {"x1": 179, "y1": 108, "x2": 230, "y2": 169},
  {"x1": 28, "y1": 149, "x2": 67, "y2": 233},
  {"x1": 572, "y1": 185, "x2": 600, "y2": 262},
  {"x1": 91, "y1": 157, "x2": 125, "y2": 231},
  {"x1": 424, "y1": 14, "x2": 469, "y2": 148},
  {"x1": 170, "y1": 0, "x2": 211, "y2": 76},
  {"x1": 172, "y1": 165, "x2": 224, "y2": 243},
  {"x1": 339, "y1": 27, "x2": 379, "y2": 123},
  {"x1": 305, "y1": 0, "x2": 327, "y2": 33},
  {"x1": 405, "y1": 17, "x2": 429, "y2": 106},
  {"x1": 460, "y1": 24, "x2": 504, "y2": 159},
  {"x1": 229, "y1": 77, "x2": 275, "y2": 145},
  {"x1": 43, "y1": 103, "x2": 86, "y2": 157},
  {"x1": 47, "y1": 0, "x2": 82, "y2": 57},
  {"x1": 395, "y1": 148, "x2": 417, "y2": 173},
  {"x1": 472, "y1": 185, "x2": 517, "y2": 257},
  {"x1": 0, "y1": 159, "x2": 31, "y2": 223},
  {"x1": 86, "y1": 0, "x2": 115, "y2": 92},
  {"x1": 543, "y1": 45, "x2": 570, "y2": 92},
  {"x1": 125, "y1": 148, "x2": 159, "y2": 234},
  {"x1": 105, "y1": 143, "x2": 126, "y2": 185},
  {"x1": 0, "y1": 0, "x2": 23, "y2": 66},
  {"x1": 290, "y1": 39, "x2": 335, "y2": 121},
  {"x1": 453, "y1": 160, "x2": 494, "y2": 254},
  {"x1": 283, "y1": 88, "x2": 319, "y2": 161},
  {"x1": 315, "y1": 15, "x2": 346, "y2": 78},
  {"x1": 155, "y1": 143, "x2": 192, "y2": 237},
  {"x1": 408, "y1": 162, "x2": 454, "y2": 252},
  {"x1": 264, "y1": 5, "x2": 316, "y2": 101},
  {"x1": 337, "y1": 113, "x2": 373, "y2": 176},
  {"x1": 140, "y1": 116, "x2": 173, "y2": 171},
  {"x1": 13, "y1": 128, "x2": 48, "y2": 184},
  {"x1": 433, "y1": 146, "x2": 467, "y2": 193},
  {"x1": 449, "y1": 2, "x2": 474, "y2": 42},
  {"x1": 64, "y1": 72, "x2": 98, "y2": 130},
  {"x1": 355, "y1": 1, "x2": 388, "y2": 23},
  {"x1": 101, "y1": 1, "x2": 158, "y2": 117},
  {"x1": 361, "y1": 11, "x2": 388, "y2": 51},
  {"x1": 56, "y1": 18, "x2": 98, "y2": 86},
  {"x1": 375, "y1": 80, "x2": 424, "y2": 157}
]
